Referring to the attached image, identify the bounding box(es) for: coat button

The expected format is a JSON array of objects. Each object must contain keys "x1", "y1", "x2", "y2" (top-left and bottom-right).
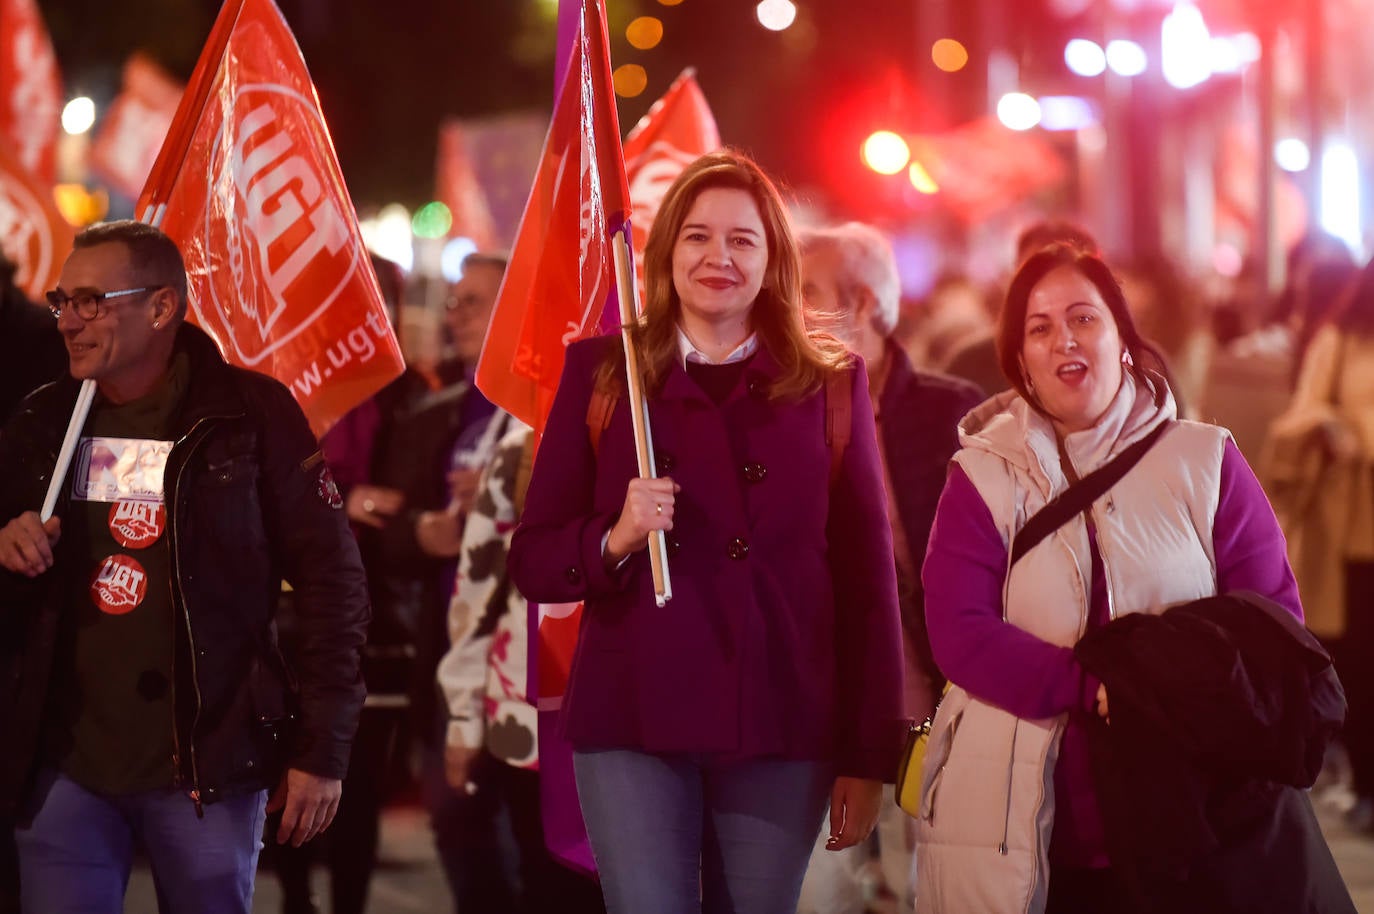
[
  {"x1": 727, "y1": 537, "x2": 750, "y2": 560},
  {"x1": 658, "y1": 452, "x2": 676, "y2": 473},
  {"x1": 565, "y1": 566, "x2": 582, "y2": 585},
  {"x1": 746, "y1": 379, "x2": 765, "y2": 398},
  {"x1": 742, "y1": 462, "x2": 767, "y2": 484}
]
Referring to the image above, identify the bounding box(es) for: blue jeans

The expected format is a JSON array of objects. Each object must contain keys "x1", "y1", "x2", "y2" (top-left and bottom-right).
[
  {"x1": 573, "y1": 750, "x2": 831, "y2": 914},
  {"x1": 14, "y1": 768, "x2": 267, "y2": 914}
]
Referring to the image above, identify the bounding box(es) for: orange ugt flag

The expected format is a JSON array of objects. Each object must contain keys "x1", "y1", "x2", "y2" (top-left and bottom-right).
[
  {"x1": 138, "y1": 0, "x2": 403, "y2": 436},
  {"x1": 0, "y1": 0, "x2": 61, "y2": 186},
  {"x1": 0, "y1": 141, "x2": 73, "y2": 298},
  {"x1": 474, "y1": 0, "x2": 630, "y2": 439}
]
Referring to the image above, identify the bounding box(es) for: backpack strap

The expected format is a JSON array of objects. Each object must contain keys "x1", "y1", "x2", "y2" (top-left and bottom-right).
[
  {"x1": 825, "y1": 368, "x2": 853, "y2": 487},
  {"x1": 586, "y1": 387, "x2": 618, "y2": 458},
  {"x1": 1008, "y1": 420, "x2": 1173, "y2": 568}
]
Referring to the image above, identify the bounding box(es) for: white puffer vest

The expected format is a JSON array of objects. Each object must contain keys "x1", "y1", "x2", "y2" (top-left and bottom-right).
[{"x1": 914, "y1": 374, "x2": 1230, "y2": 914}]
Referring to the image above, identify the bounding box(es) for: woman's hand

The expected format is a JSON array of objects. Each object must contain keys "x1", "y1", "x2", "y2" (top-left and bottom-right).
[
  {"x1": 1096, "y1": 683, "x2": 1110, "y2": 722},
  {"x1": 603, "y1": 476, "x2": 679, "y2": 565},
  {"x1": 825, "y1": 776, "x2": 883, "y2": 851}
]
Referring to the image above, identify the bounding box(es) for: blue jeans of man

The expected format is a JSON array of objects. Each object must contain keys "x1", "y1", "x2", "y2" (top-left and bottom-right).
[
  {"x1": 573, "y1": 750, "x2": 832, "y2": 914},
  {"x1": 14, "y1": 768, "x2": 267, "y2": 914}
]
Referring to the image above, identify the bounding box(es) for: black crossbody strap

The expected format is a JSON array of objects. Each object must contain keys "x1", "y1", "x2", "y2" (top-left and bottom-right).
[{"x1": 1009, "y1": 421, "x2": 1173, "y2": 568}]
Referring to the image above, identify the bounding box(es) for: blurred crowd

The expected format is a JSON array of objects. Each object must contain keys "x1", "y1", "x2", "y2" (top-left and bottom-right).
[{"x1": 1, "y1": 195, "x2": 1368, "y2": 914}]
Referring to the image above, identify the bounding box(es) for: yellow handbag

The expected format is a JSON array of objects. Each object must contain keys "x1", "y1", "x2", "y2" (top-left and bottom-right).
[{"x1": 895, "y1": 716, "x2": 932, "y2": 817}]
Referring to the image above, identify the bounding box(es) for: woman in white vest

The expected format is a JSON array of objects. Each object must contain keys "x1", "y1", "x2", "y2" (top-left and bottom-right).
[{"x1": 915, "y1": 243, "x2": 1302, "y2": 913}]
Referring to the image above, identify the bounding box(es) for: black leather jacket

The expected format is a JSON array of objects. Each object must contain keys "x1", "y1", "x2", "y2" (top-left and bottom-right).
[{"x1": 0, "y1": 324, "x2": 370, "y2": 814}]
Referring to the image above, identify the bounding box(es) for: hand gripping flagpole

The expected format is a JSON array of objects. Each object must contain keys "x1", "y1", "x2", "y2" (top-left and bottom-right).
[{"x1": 611, "y1": 229, "x2": 672, "y2": 607}]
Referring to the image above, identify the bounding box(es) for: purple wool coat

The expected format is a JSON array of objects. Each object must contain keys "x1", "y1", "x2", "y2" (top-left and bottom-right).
[{"x1": 508, "y1": 336, "x2": 906, "y2": 780}]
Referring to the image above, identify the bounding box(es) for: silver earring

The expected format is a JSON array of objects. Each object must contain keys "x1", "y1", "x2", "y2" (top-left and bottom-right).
[{"x1": 1121, "y1": 350, "x2": 1133, "y2": 366}]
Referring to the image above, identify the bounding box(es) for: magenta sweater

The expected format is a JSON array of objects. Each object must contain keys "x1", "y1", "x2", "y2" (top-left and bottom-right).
[{"x1": 922, "y1": 438, "x2": 1302, "y2": 866}]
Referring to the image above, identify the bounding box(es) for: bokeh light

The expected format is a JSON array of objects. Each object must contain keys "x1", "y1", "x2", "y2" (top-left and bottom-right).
[
  {"x1": 756, "y1": 0, "x2": 797, "y2": 31},
  {"x1": 931, "y1": 39, "x2": 969, "y2": 73},
  {"x1": 908, "y1": 161, "x2": 939, "y2": 194},
  {"x1": 1161, "y1": 1, "x2": 1210, "y2": 90},
  {"x1": 613, "y1": 64, "x2": 649, "y2": 98},
  {"x1": 996, "y1": 93, "x2": 1042, "y2": 131},
  {"x1": 626, "y1": 17, "x2": 664, "y2": 50},
  {"x1": 1106, "y1": 40, "x2": 1148, "y2": 77},
  {"x1": 1064, "y1": 39, "x2": 1107, "y2": 77},
  {"x1": 441, "y1": 237, "x2": 479, "y2": 283},
  {"x1": 412, "y1": 201, "x2": 453, "y2": 239},
  {"x1": 1038, "y1": 96, "x2": 1097, "y2": 131},
  {"x1": 862, "y1": 131, "x2": 911, "y2": 175},
  {"x1": 61, "y1": 97, "x2": 96, "y2": 135},
  {"x1": 1274, "y1": 138, "x2": 1311, "y2": 173}
]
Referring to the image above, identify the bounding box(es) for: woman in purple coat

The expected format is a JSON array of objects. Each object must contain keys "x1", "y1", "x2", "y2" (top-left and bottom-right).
[{"x1": 507, "y1": 150, "x2": 905, "y2": 914}]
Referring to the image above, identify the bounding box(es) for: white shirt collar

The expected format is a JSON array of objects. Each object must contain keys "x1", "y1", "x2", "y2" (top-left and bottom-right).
[{"x1": 675, "y1": 326, "x2": 759, "y2": 368}]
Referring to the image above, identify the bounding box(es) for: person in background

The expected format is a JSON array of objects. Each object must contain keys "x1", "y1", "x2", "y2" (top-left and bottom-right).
[
  {"x1": 795, "y1": 221, "x2": 983, "y2": 914},
  {"x1": 0, "y1": 252, "x2": 67, "y2": 914},
  {"x1": 916, "y1": 243, "x2": 1302, "y2": 912},
  {"x1": 1264, "y1": 256, "x2": 1374, "y2": 831},
  {"x1": 0, "y1": 253, "x2": 67, "y2": 424},
  {"x1": 436, "y1": 417, "x2": 606, "y2": 913},
  {"x1": 376, "y1": 251, "x2": 507, "y2": 908},
  {"x1": 271, "y1": 254, "x2": 432, "y2": 914},
  {"x1": 507, "y1": 150, "x2": 905, "y2": 913},
  {"x1": 0, "y1": 220, "x2": 369, "y2": 913}
]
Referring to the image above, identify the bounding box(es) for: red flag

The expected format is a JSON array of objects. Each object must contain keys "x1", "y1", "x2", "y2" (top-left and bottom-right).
[
  {"x1": 140, "y1": 0, "x2": 404, "y2": 437},
  {"x1": 434, "y1": 121, "x2": 499, "y2": 251},
  {"x1": 622, "y1": 69, "x2": 719, "y2": 286},
  {"x1": 90, "y1": 55, "x2": 184, "y2": 202},
  {"x1": 0, "y1": 0, "x2": 62, "y2": 186},
  {"x1": 0, "y1": 141, "x2": 73, "y2": 298},
  {"x1": 474, "y1": 0, "x2": 630, "y2": 438},
  {"x1": 909, "y1": 116, "x2": 1067, "y2": 224},
  {"x1": 481, "y1": 0, "x2": 630, "y2": 880}
]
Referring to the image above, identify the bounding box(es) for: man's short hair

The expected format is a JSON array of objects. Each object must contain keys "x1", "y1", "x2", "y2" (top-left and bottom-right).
[
  {"x1": 462, "y1": 251, "x2": 509, "y2": 275},
  {"x1": 1014, "y1": 220, "x2": 1100, "y2": 266},
  {"x1": 798, "y1": 222, "x2": 900, "y2": 337},
  {"x1": 74, "y1": 221, "x2": 189, "y2": 321}
]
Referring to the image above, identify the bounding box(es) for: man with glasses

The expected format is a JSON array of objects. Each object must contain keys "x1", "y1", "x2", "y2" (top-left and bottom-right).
[{"x1": 0, "y1": 220, "x2": 370, "y2": 913}]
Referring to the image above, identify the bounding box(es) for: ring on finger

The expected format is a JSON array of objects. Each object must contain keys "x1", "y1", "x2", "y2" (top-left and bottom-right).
[
  {"x1": 655, "y1": 503, "x2": 663, "y2": 516},
  {"x1": 363, "y1": 498, "x2": 376, "y2": 513}
]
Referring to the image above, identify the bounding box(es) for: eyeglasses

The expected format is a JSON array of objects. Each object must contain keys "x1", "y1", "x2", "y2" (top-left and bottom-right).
[{"x1": 45, "y1": 286, "x2": 159, "y2": 321}]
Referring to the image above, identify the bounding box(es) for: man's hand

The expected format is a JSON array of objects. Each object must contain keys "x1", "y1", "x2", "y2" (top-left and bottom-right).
[
  {"x1": 825, "y1": 776, "x2": 883, "y2": 851},
  {"x1": 444, "y1": 741, "x2": 481, "y2": 791},
  {"x1": 0, "y1": 512, "x2": 61, "y2": 576},
  {"x1": 266, "y1": 768, "x2": 342, "y2": 847},
  {"x1": 345, "y1": 485, "x2": 405, "y2": 529}
]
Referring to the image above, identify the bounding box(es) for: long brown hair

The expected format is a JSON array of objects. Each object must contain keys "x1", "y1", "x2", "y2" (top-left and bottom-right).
[{"x1": 599, "y1": 149, "x2": 848, "y2": 399}]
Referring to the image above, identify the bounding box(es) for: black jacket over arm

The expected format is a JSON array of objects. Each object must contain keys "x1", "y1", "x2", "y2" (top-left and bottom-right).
[{"x1": 1075, "y1": 592, "x2": 1353, "y2": 914}]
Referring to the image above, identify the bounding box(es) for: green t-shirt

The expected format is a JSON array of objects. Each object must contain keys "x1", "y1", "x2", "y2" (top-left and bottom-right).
[{"x1": 44, "y1": 357, "x2": 188, "y2": 795}]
